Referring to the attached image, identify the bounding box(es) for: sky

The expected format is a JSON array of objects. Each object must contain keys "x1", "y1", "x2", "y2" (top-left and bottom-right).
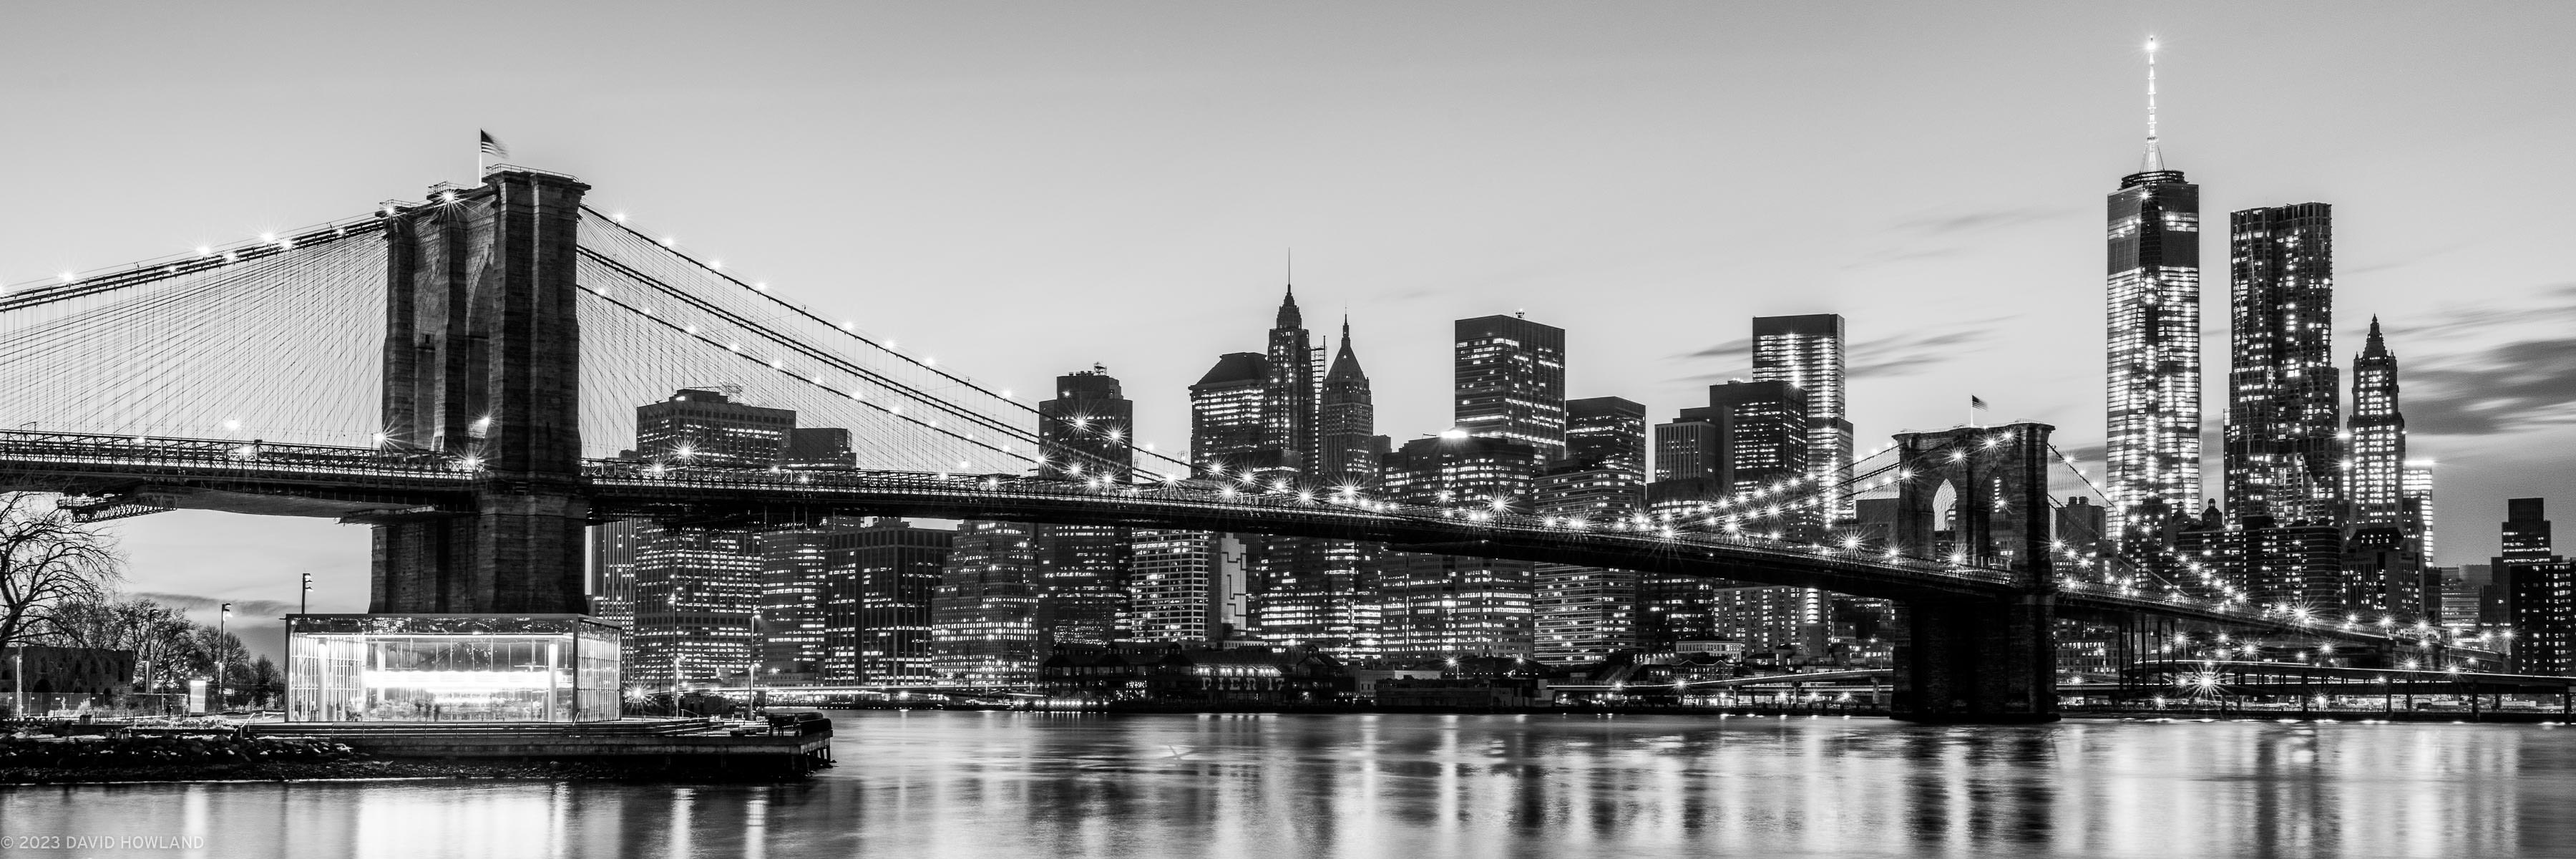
[{"x1": 4, "y1": 2, "x2": 2573, "y2": 656}]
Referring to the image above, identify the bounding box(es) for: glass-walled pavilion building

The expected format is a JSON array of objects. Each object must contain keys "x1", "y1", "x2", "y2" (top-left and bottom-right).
[{"x1": 286, "y1": 614, "x2": 621, "y2": 723}]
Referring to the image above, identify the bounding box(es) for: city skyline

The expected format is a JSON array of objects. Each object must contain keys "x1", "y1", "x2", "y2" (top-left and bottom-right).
[{"x1": 4, "y1": 4, "x2": 2573, "y2": 640}]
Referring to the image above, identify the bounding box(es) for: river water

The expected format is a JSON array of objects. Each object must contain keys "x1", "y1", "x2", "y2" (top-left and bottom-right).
[{"x1": 5, "y1": 712, "x2": 2571, "y2": 858}]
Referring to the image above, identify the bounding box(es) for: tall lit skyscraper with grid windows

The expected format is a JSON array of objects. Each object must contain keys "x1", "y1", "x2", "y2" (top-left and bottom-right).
[
  {"x1": 2224, "y1": 203, "x2": 2341, "y2": 525},
  {"x1": 1454, "y1": 314, "x2": 1567, "y2": 463},
  {"x1": 1752, "y1": 314, "x2": 1852, "y2": 518},
  {"x1": 2104, "y1": 38, "x2": 2202, "y2": 541}
]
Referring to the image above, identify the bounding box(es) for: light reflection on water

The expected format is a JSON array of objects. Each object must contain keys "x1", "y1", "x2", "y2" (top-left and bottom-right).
[{"x1": 4, "y1": 712, "x2": 2571, "y2": 858}]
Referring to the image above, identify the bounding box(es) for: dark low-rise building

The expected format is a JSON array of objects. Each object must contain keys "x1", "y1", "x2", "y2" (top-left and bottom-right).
[
  {"x1": 1040, "y1": 644, "x2": 1348, "y2": 704},
  {"x1": 2, "y1": 646, "x2": 139, "y2": 715}
]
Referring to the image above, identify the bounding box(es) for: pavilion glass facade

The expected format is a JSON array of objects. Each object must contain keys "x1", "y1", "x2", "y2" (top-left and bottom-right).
[{"x1": 286, "y1": 614, "x2": 621, "y2": 723}]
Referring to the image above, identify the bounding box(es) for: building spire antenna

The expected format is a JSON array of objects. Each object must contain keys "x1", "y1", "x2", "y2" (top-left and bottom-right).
[{"x1": 2142, "y1": 35, "x2": 2165, "y2": 173}]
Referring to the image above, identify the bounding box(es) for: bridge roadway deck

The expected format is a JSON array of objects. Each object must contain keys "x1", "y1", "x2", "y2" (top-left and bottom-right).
[{"x1": 0, "y1": 430, "x2": 2482, "y2": 649}]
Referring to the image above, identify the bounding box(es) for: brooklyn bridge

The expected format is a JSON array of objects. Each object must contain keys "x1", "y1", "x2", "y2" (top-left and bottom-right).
[{"x1": 0, "y1": 168, "x2": 2502, "y2": 722}]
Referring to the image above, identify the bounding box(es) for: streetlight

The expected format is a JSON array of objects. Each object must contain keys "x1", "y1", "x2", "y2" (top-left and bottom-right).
[{"x1": 216, "y1": 602, "x2": 232, "y2": 714}]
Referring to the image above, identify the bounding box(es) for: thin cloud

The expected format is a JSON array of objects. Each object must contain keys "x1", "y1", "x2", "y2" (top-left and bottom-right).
[
  {"x1": 1840, "y1": 246, "x2": 1961, "y2": 270},
  {"x1": 2405, "y1": 336, "x2": 2576, "y2": 437},
  {"x1": 1668, "y1": 316, "x2": 2014, "y2": 382},
  {"x1": 2406, "y1": 282, "x2": 2576, "y2": 339},
  {"x1": 133, "y1": 591, "x2": 298, "y2": 617},
  {"x1": 2341, "y1": 240, "x2": 2479, "y2": 276},
  {"x1": 1845, "y1": 315, "x2": 2016, "y2": 377},
  {"x1": 2378, "y1": 282, "x2": 2576, "y2": 437},
  {"x1": 1675, "y1": 336, "x2": 1752, "y2": 360},
  {"x1": 1894, "y1": 207, "x2": 2069, "y2": 236},
  {"x1": 1847, "y1": 329, "x2": 2000, "y2": 377},
  {"x1": 1847, "y1": 207, "x2": 2072, "y2": 270}
]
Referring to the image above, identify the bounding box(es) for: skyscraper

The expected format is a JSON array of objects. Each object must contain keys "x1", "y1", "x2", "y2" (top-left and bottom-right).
[
  {"x1": 929, "y1": 520, "x2": 1040, "y2": 681},
  {"x1": 1039, "y1": 368, "x2": 1134, "y2": 481},
  {"x1": 1563, "y1": 397, "x2": 1648, "y2": 474},
  {"x1": 625, "y1": 387, "x2": 794, "y2": 688},
  {"x1": 1533, "y1": 397, "x2": 1647, "y2": 665},
  {"x1": 1036, "y1": 368, "x2": 1136, "y2": 646},
  {"x1": 1752, "y1": 314, "x2": 1853, "y2": 518},
  {"x1": 824, "y1": 519, "x2": 951, "y2": 683},
  {"x1": 628, "y1": 525, "x2": 762, "y2": 688},
  {"x1": 2105, "y1": 38, "x2": 2203, "y2": 541},
  {"x1": 757, "y1": 523, "x2": 844, "y2": 679},
  {"x1": 1252, "y1": 536, "x2": 1380, "y2": 658},
  {"x1": 1265, "y1": 287, "x2": 1321, "y2": 472},
  {"x1": 634, "y1": 387, "x2": 794, "y2": 465},
  {"x1": 1317, "y1": 317, "x2": 1380, "y2": 487},
  {"x1": 2406, "y1": 460, "x2": 2438, "y2": 563},
  {"x1": 1641, "y1": 382, "x2": 1813, "y2": 652},
  {"x1": 2348, "y1": 319, "x2": 2406, "y2": 527},
  {"x1": 1653, "y1": 381, "x2": 1810, "y2": 503},
  {"x1": 1190, "y1": 352, "x2": 1287, "y2": 478},
  {"x1": 588, "y1": 519, "x2": 640, "y2": 627},
  {"x1": 1380, "y1": 432, "x2": 1539, "y2": 509},
  {"x1": 782, "y1": 427, "x2": 854, "y2": 469},
  {"x1": 1377, "y1": 433, "x2": 1542, "y2": 660},
  {"x1": 1454, "y1": 314, "x2": 1568, "y2": 462},
  {"x1": 2225, "y1": 203, "x2": 2341, "y2": 525},
  {"x1": 2497, "y1": 499, "x2": 2574, "y2": 675},
  {"x1": 1127, "y1": 530, "x2": 1249, "y2": 646}
]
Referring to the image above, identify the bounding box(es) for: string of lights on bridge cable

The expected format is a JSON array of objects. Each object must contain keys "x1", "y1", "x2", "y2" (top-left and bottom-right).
[
  {"x1": 577, "y1": 203, "x2": 1209, "y2": 480},
  {"x1": 2036, "y1": 442, "x2": 2484, "y2": 662}
]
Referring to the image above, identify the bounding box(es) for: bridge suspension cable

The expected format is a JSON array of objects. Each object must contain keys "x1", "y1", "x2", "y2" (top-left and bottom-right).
[
  {"x1": 572, "y1": 207, "x2": 1199, "y2": 478},
  {"x1": 0, "y1": 219, "x2": 388, "y2": 446}
]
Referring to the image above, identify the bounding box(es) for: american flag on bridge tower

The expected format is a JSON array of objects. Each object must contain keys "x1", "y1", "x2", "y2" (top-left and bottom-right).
[{"x1": 479, "y1": 131, "x2": 509, "y2": 159}]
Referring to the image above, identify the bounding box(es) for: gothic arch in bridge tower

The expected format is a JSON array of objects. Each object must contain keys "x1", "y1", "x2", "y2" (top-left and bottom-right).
[
  {"x1": 1891, "y1": 423, "x2": 2056, "y2": 577},
  {"x1": 1885, "y1": 421, "x2": 2062, "y2": 724}
]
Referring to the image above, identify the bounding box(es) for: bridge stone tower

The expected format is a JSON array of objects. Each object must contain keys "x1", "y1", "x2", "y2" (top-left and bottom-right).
[
  {"x1": 371, "y1": 170, "x2": 591, "y2": 614},
  {"x1": 1888, "y1": 421, "x2": 2059, "y2": 722}
]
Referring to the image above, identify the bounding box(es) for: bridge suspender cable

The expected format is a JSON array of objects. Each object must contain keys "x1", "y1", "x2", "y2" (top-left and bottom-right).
[{"x1": 572, "y1": 210, "x2": 1196, "y2": 479}]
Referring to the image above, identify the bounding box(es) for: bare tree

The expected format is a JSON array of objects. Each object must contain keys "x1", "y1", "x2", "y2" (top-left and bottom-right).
[
  {"x1": 0, "y1": 493, "x2": 122, "y2": 650},
  {"x1": 44, "y1": 595, "x2": 189, "y2": 690}
]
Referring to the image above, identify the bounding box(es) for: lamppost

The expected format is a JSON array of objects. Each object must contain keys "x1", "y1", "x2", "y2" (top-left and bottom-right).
[
  {"x1": 291, "y1": 572, "x2": 313, "y2": 716},
  {"x1": 216, "y1": 602, "x2": 232, "y2": 714}
]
